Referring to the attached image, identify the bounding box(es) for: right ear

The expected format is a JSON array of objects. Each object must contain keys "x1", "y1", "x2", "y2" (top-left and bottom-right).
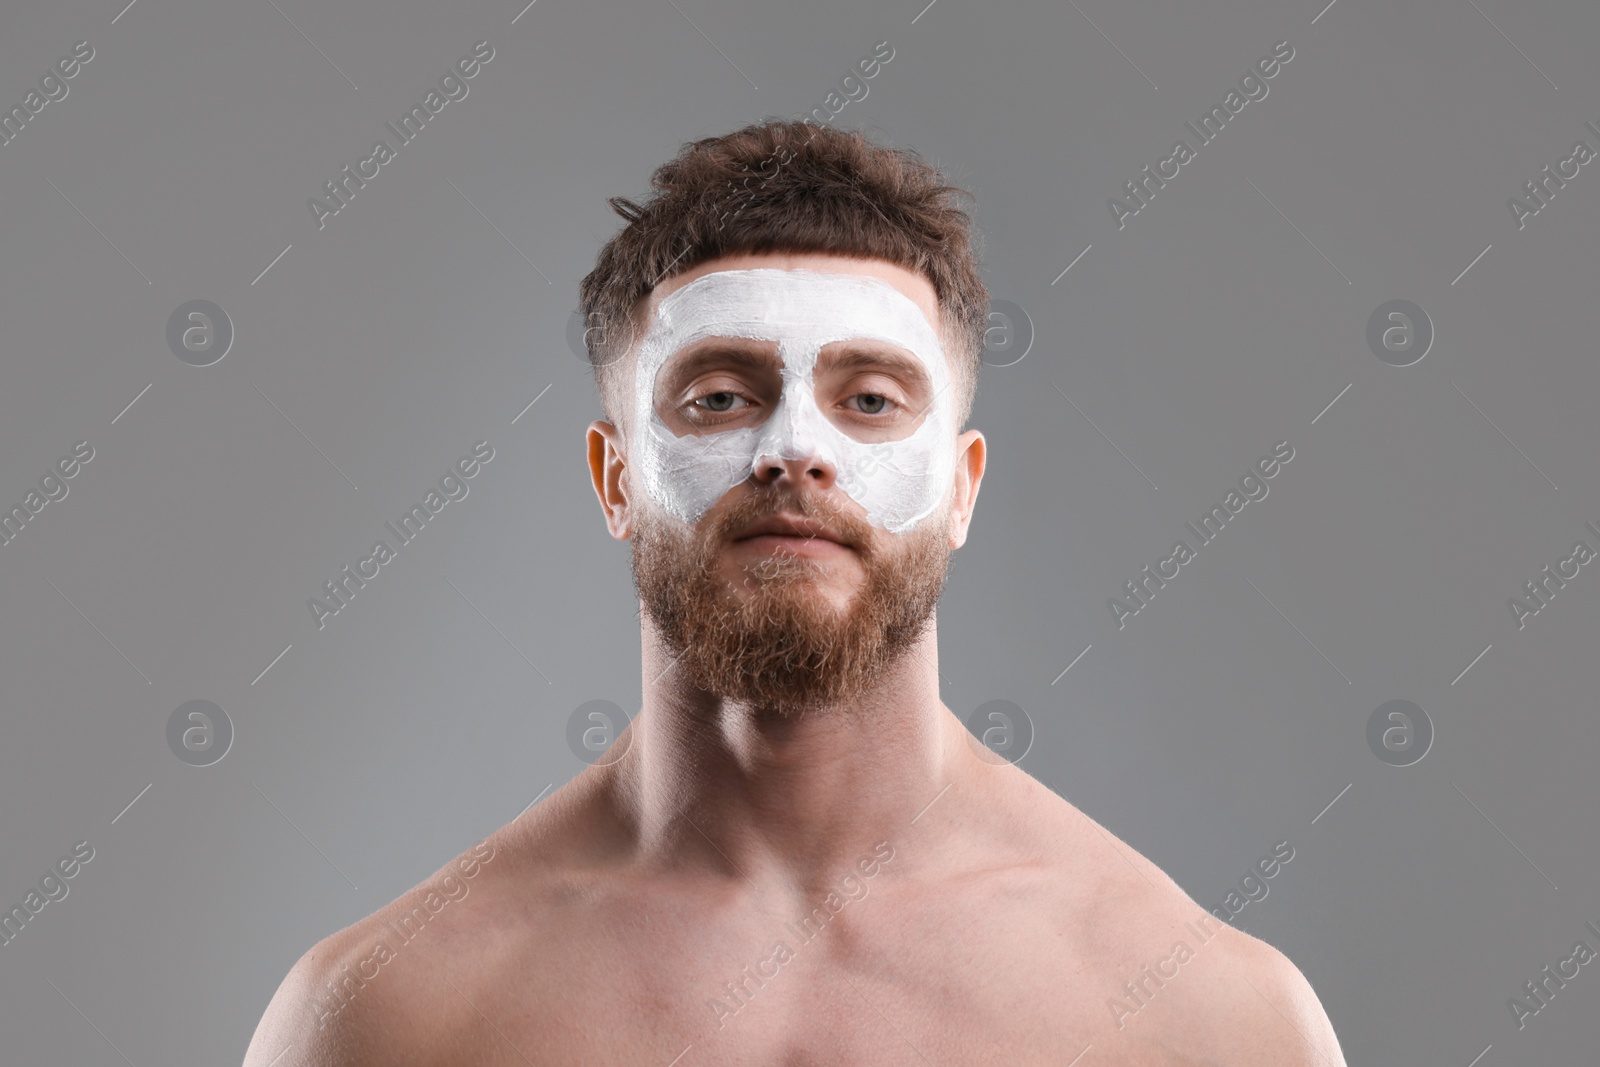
[{"x1": 588, "y1": 420, "x2": 633, "y2": 540}]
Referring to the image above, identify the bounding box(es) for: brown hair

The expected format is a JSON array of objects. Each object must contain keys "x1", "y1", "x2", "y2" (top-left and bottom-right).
[{"x1": 577, "y1": 117, "x2": 988, "y2": 432}]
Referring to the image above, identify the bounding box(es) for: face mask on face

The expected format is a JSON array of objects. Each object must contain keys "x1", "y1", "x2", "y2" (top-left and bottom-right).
[{"x1": 630, "y1": 268, "x2": 956, "y2": 535}]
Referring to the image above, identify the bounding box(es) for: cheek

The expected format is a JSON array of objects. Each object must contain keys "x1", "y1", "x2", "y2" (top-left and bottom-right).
[
  {"x1": 834, "y1": 425, "x2": 954, "y2": 534},
  {"x1": 636, "y1": 419, "x2": 756, "y2": 526}
]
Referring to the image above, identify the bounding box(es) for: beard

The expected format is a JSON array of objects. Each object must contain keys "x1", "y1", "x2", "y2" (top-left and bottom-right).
[{"x1": 630, "y1": 486, "x2": 953, "y2": 719}]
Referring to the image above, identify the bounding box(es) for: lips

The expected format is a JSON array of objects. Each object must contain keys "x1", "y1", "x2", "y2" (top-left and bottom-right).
[{"x1": 733, "y1": 513, "x2": 851, "y2": 547}]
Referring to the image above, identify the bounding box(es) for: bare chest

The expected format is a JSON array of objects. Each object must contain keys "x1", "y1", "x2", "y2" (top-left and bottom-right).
[{"x1": 431, "y1": 890, "x2": 1217, "y2": 1067}]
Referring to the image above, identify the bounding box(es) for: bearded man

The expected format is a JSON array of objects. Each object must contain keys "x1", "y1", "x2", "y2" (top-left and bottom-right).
[{"x1": 244, "y1": 118, "x2": 1347, "y2": 1066}]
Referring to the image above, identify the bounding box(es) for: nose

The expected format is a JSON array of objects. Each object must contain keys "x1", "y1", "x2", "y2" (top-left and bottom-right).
[
  {"x1": 749, "y1": 388, "x2": 839, "y2": 491},
  {"x1": 752, "y1": 449, "x2": 838, "y2": 491}
]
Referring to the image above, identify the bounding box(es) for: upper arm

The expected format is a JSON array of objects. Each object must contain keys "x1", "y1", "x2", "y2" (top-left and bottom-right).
[
  {"x1": 240, "y1": 948, "x2": 338, "y2": 1067},
  {"x1": 1224, "y1": 939, "x2": 1348, "y2": 1067},
  {"x1": 240, "y1": 941, "x2": 418, "y2": 1067}
]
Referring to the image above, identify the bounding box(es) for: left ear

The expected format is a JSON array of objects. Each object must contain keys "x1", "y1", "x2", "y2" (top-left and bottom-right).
[{"x1": 947, "y1": 429, "x2": 986, "y2": 549}]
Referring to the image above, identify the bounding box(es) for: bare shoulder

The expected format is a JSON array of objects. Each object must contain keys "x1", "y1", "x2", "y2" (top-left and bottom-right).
[
  {"x1": 1018, "y1": 784, "x2": 1345, "y2": 1065},
  {"x1": 240, "y1": 833, "x2": 508, "y2": 1067},
  {"x1": 1201, "y1": 930, "x2": 1349, "y2": 1067},
  {"x1": 239, "y1": 921, "x2": 413, "y2": 1067},
  {"x1": 1087, "y1": 889, "x2": 1346, "y2": 1065},
  {"x1": 241, "y1": 790, "x2": 595, "y2": 1067}
]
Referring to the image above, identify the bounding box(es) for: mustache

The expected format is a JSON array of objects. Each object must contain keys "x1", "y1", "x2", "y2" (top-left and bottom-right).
[{"x1": 711, "y1": 490, "x2": 873, "y2": 551}]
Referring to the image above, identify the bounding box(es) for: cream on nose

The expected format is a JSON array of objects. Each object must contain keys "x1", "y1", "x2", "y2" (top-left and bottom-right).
[{"x1": 750, "y1": 365, "x2": 838, "y2": 479}]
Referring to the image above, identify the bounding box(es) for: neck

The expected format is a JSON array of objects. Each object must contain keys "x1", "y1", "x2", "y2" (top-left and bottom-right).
[{"x1": 609, "y1": 614, "x2": 967, "y2": 889}]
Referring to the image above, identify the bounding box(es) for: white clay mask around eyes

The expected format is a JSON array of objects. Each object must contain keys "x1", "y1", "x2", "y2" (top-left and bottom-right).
[{"x1": 630, "y1": 268, "x2": 955, "y2": 535}]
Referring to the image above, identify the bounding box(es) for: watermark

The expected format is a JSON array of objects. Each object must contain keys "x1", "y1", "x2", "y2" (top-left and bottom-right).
[
  {"x1": 963, "y1": 699, "x2": 1035, "y2": 765},
  {"x1": 308, "y1": 441, "x2": 495, "y2": 629},
  {"x1": 1507, "y1": 919, "x2": 1600, "y2": 1031},
  {"x1": 1507, "y1": 121, "x2": 1600, "y2": 231},
  {"x1": 567, "y1": 307, "x2": 630, "y2": 368},
  {"x1": 1207, "y1": 840, "x2": 1294, "y2": 926},
  {"x1": 565, "y1": 699, "x2": 632, "y2": 766},
  {"x1": 309, "y1": 839, "x2": 496, "y2": 1029},
  {"x1": 696, "y1": 129, "x2": 813, "y2": 247},
  {"x1": 166, "y1": 300, "x2": 234, "y2": 366},
  {"x1": 705, "y1": 840, "x2": 896, "y2": 1029},
  {"x1": 981, "y1": 299, "x2": 1033, "y2": 368},
  {"x1": 835, "y1": 440, "x2": 895, "y2": 503},
  {"x1": 1365, "y1": 300, "x2": 1432, "y2": 367},
  {"x1": 797, "y1": 40, "x2": 895, "y2": 129},
  {"x1": 0, "y1": 40, "x2": 94, "y2": 152},
  {"x1": 0, "y1": 840, "x2": 95, "y2": 949},
  {"x1": 0, "y1": 440, "x2": 95, "y2": 550},
  {"x1": 1108, "y1": 40, "x2": 1295, "y2": 230},
  {"x1": 1105, "y1": 911, "x2": 1225, "y2": 1029},
  {"x1": 309, "y1": 41, "x2": 496, "y2": 230},
  {"x1": 1507, "y1": 520, "x2": 1600, "y2": 631},
  {"x1": 716, "y1": 39, "x2": 898, "y2": 233},
  {"x1": 1108, "y1": 440, "x2": 1295, "y2": 630},
  {"x1": 1366, "y1": 699, "x2": 1432, "y2": 767},
  {"x1": 166, "y1": 700, "x2": 234, "y2": 767}
]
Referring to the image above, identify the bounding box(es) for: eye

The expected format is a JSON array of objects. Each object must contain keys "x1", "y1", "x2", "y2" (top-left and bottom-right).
[
  {"x1": 692, "y1": 391, "x2": 750, "y2": 414},
  {"x1": 848, "y1": 393, "x2": 896, "y2": 415}
]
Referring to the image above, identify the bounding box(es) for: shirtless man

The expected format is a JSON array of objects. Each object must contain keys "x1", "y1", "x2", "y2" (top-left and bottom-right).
[{"x1": 243, "y1": 120, "x2": 1347, "y2": 1066}]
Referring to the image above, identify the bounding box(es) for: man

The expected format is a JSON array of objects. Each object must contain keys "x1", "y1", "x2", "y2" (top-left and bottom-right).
[{"x1": 244, "y1": 119, "x2": 1347, "y2": 1065}]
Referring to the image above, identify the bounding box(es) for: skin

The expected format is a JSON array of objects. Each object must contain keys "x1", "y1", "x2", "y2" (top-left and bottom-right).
[{"x1": 243, "y1": 251, "x2": 1348, "y2": 1067}]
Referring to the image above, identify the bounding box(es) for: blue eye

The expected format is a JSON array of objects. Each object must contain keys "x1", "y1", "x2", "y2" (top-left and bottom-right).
[
  {"x1": 853, "y1": 394, "x2": 892, "y2": 414},
  {"x1": 696, "y1": 392, "x2": 745, "y2": 412}
]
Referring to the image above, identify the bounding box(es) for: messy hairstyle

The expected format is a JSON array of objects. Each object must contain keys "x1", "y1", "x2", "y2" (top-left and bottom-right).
[{"x1": 577, "y1": 117, "x2": 988, "y2": 433}]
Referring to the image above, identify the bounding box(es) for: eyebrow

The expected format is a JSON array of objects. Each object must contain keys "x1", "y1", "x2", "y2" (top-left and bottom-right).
[
  {"x1": 818, "y1": 343, "x2": 931, "y2": 388},
  {"x1": 663, "y1": 339, "x2": 932, "y2": 386},
  {"x1": 666, "y1": 341, "x2": 779, "y2": 377}
]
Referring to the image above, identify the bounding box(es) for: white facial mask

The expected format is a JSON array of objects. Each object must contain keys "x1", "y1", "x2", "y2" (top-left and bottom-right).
[{"x1": 630, "y1": 268, "x2": 955, "y2": 534}]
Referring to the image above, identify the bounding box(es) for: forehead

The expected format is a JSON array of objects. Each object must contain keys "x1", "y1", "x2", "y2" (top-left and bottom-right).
[
  {"x1": 646, "y1": 268, "x2": 944, "y2": 357},
  {"x1": 645, "y1": 252, "x2": 942, "y2": 325}
]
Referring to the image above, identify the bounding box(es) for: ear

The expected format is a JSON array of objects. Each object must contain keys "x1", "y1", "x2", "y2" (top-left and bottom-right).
[
  {"x1": 947, "y1": 429, "x2": 985, "y2": 549},
  {"x1": 588, "y1": 420, "x2": 634, "y2": 540}
]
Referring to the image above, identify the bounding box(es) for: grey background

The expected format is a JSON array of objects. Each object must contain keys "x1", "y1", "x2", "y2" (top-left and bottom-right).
[{"x1": 0, "y1": 0, "x2": 1593, "y2": 1062}]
